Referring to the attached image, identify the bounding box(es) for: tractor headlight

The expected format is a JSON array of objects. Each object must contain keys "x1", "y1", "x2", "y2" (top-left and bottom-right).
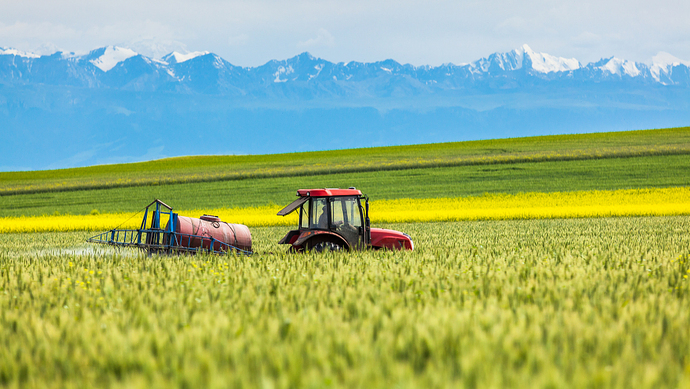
[{"x1": 402, "y1": 233, "x2": 414, "y2": 250}]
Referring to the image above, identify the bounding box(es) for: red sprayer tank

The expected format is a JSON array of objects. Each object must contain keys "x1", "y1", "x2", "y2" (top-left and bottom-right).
[{"x1": 167, "y1": 214, "x2": 252, "y2": 252}]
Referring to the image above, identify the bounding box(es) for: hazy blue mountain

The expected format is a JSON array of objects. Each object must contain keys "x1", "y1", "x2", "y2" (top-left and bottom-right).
[{"x1": 0, "y1": 44, "x2": 689, "y2": 171}]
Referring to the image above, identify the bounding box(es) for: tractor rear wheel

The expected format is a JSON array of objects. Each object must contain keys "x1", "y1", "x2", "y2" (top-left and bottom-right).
[{"x1": 311, "y1": 241, "x2": 342, "y2": 253}]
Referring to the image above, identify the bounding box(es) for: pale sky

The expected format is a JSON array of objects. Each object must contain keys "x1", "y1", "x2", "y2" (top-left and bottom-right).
[{"x1": 1, "y1": 0, "x2": 689, "y2": 66}]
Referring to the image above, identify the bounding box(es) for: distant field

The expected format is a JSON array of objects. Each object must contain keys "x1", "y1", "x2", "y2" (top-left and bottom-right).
[
  {"x1": 1, "y1": 153, "x2": 689, "y2": 218},
  {"x1": 1, "y1": 127, "x2": 689, "y2": 220},
  {"x1": 1, "y1": 127, "x2": 689, "y2": 196}
]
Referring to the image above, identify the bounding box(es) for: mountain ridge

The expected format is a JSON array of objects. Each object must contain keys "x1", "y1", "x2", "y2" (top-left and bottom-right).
[{"x1": 2, "y1": 44, "x2": 689, "y2": 95}]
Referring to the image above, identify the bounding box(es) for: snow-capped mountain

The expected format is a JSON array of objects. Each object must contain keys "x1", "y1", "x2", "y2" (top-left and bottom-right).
[
  {"x1": 576, "y1": 57, "x2": 646, "y2": 81},
  {"x1": 649, "y1": 52, "x2": 690, "y2": 85},
  {"x1": 88, "y1": 46, "x2": 138, "y2": 72},
  {"x1": 162, "y1": 51, "x2": 210, "y2": 64},
  {"x1": 466, "y1": 44, "x2": 580, "y2": 75},
  {"x1": 0, "y1": 47, "x2": 40, "y2": 58}
]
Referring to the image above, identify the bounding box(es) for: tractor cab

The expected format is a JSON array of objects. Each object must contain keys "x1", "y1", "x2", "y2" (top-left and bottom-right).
[{"x1": 277, "y1": 188, "x2": 414, "y2": 252}]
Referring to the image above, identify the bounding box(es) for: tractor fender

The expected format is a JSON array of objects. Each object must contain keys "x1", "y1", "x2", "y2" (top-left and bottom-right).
[
  {"x1": 278, "y1": 229, "x2": 301, "y2": 245},
  {"x1": 293, "y1": 230, "x2": 350, "y2": 250}
]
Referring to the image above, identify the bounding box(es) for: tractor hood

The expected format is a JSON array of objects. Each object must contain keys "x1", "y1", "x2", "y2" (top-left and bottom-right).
[{"x1": 370, "y1": 228, "x2": 414, "y2": 250}]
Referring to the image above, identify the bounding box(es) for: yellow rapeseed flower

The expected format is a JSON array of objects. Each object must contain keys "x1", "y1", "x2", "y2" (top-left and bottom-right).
[{"x1": 0, "y1": 186, "x2": 688, "y2": 232}]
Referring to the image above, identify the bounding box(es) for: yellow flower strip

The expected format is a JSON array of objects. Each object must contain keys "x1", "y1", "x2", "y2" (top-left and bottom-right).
[
  {"x1": 372, "y1": 186, "x2": 690, "y2": 223},
  {"x1": 1, "y1": 186, "x2": 689, "y2": 233}
]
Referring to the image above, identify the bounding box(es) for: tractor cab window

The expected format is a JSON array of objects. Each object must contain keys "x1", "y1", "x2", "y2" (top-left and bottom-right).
[
  {"x1": 310, "y1": 198, "x2": 328, "y2": 229},
  {"x1": 330, "y1": 196, "x2": 363, "y2": 248},
  {"x1": 330, "y1": 197, "x2": 362, "y2": 228},
  {"x1": 299, "y1": 204, "x2": 309, "y2": 230}
]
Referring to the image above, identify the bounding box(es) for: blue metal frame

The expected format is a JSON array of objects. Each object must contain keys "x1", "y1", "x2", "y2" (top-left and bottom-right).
[{"x1": 87, "y1": 199, "x2": 252, "y2": 255}]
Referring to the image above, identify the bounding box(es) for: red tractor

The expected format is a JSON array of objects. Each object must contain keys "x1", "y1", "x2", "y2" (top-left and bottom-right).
[{"x1": 277, "y1": 188, "x2": 414, "y2": 252}]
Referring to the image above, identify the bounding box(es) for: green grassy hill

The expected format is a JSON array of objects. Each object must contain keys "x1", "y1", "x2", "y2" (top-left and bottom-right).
[{"x1": 1, "y1": 127, "x2": 689, "y2": 217}]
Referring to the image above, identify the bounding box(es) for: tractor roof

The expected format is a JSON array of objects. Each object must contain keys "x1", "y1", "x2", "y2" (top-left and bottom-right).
[
  {"x1": 297, "y1": 188, "x2": 362, "y2": 197},
  {"x1": 277, "y1": 188, "x2": 363, "y2": 216}
]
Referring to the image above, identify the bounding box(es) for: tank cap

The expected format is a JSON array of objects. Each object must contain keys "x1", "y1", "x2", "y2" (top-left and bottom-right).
[
  {"x1": 349, "y1": 187, "x2": 356, "y2": 190},
  {"x1": 200, "y1": 215, "x2": 221, "y2": 222}
]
